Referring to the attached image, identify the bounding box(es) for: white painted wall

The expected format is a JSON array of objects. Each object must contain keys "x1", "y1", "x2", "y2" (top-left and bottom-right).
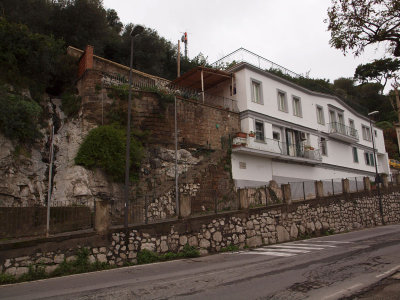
[{"x1": 235, "y1": 68, "x2": 387, "y2": 155}]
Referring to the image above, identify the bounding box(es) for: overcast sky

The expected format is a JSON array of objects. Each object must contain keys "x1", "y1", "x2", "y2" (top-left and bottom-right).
[{"x1": 103, "y1": 0, "x2": 387, "y2": 83}]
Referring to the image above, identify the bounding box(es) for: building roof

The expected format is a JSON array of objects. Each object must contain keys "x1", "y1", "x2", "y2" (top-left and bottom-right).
[{"x1": 172, "y1": 66, "x2": 232, "y2": 90}]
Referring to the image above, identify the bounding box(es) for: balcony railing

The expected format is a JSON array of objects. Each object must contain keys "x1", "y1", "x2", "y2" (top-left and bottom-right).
[
  {"x1": 328, "y1": 122, "x2": 359, "y2": 140},
  {"x1": 233, "y1": 136, "x2": 322, "y2": 162}
]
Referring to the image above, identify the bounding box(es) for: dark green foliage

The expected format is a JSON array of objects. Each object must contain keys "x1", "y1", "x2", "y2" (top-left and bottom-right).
[
  {"x1": 0, "y1": 273, "x2": 17, "y2": 285},
  {"x1": 61, "y1": 92, "x2": 81, "y2": 118},
  {"x1": 354, "y1": 58, "x2": 400, "y2": 90},
  {"x1": 142, "y1": 86, "x2": 175, "y2": 104},
  {"x1": 137, "y1": 244, "x2": 200, "y2": 265},
  {"x1": 137, "y1": 249, "x2": 160, "y2": 264},
  {"x1": 75, "y1": 125, "x2": 144, "y2": 181},
  {"x1": 0, "y1": 17, "x2": 76, "y2": 97},
  {"x1": 0, "y1": 1, "x2": 206, "y2": 82},
  {"x1": 220, "y1": 245, "x2": 239, "y2": 252},
  {"x1": 0, "y1": 88, "x2": 42, "y2": 144}
]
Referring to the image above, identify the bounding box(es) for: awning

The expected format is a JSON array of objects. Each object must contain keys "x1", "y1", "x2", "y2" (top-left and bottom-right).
[{"x1": 172, "y1": 66, "x2": 233, "y2": 91}]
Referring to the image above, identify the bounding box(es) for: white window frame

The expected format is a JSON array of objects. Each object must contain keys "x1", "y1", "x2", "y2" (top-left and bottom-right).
[
  {"x1": 320, "y1": 137, "x2": 328, "y2": 156},
  {"x1": 255, "y1": 120, "x2": 265, "y2": 142},
  {"x1": 316, "y1": 105, "x2": 325, "y2": 125},
  {"x1": 362, "y1": 125, "x2": 371, "y2": 141},
  {"x1": 277, "y1": 90, "x2": 288, "y2": 112},
  {"x1": 251, "y1": 79, "x2": 263, "y2": 104},
  {"x1": 352, "y1": 147, "x2": 359, "y2": 163},
  {"x1": 364, "y1": 151, "x2": 375, "y2": 166},
  {"x1": 292, "y1": 96, "x2": 302, "y2": 117}
]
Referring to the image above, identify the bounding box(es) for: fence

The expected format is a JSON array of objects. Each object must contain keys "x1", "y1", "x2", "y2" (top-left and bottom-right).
[
  {"x1": 287, "y1": 174, "x2": 397, "y2": 202},
  {"x1": 100, "y1": 71, "x2": 239, "y2": 113},
  {"x1": 0, "y1": 200, "x2": 93, "y2": 239}
]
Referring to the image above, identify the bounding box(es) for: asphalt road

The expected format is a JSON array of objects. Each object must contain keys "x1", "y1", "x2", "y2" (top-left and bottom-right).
[{"x1": 1, "y1": 225, "x2": 400, "y2": 300}]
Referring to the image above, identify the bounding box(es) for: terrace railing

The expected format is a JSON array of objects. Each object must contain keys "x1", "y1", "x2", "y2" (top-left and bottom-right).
[{"x1": 328, "y1": 122, "x2": 359, "y2": 140}]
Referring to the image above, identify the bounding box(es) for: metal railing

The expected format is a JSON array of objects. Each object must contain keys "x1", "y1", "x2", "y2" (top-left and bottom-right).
[
  {"x1": 233, "y1": 136, "x2": 322, "y2": 161},
  {"x1": 100, "y1": 71, "x2": 239, "y2": 113},
  {"x1": 211, "y1": 47, "x2": 301, "y2": 78},
  {"x1": 328, "y1": 122, "x2": 359, "y2": 139}
]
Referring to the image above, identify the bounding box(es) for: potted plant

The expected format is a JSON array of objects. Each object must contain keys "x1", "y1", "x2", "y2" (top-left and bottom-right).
[
  {"x1": 236, "y1": 132, "x2": 247, "y2": 138},
  {"x1": 249, "y1": 131, "x2": 255, "y2": 137},
  {"x1": 304, "y1": 145, "x2": 314, "y2": 151}
]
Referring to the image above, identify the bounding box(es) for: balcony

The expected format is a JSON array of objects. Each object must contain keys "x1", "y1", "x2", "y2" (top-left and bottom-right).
[
  {"x1": 232, "y1": 136, "x2": 322, "y2": 165},
  {"x1": 328, "y1": 122, "x2": 359, "y2": 143}
]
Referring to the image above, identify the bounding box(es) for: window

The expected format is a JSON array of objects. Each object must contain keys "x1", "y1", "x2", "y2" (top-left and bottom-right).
[
  {"x1": 329, "y1": 110, "x2": 336, "y2": 123},
  {"x1": 320, "y1": 137, "x2": 327, "y2": 156},
  {"x1": 316, "y1": 106, "x2": 325, "y2": 125},
  {"x1": 292, "y1": 96, "x2": 302, "y2": 117},
  {"x1": 255, "y1": 121, "x2": 264, "y2": 141},
  {"x1": 273, "y1": 131, "x2": 280, "y2": 140},
  {"x1": 349, "y1": 119, "x2": 356, "y2": 137},
  {"x1": 251, "y1": 80, "x2": 262, "y2": 104},
  {"x1": 352, "y1": 147, "x2": 359, "y2": 163},
  {"x1": 364, "y1": 151, "x2": 375, "y2": 166},
  {"x1": 362, "y1": 125, "x2": 371, "y2": 141},
  {"x1": 277, "y1": 91, "x2": 288, "y2": 112}
]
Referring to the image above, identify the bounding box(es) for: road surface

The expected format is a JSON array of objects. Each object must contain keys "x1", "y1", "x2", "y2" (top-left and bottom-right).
[{"x1": 1, "y1": 225, "x2": 400, "y2": 299}]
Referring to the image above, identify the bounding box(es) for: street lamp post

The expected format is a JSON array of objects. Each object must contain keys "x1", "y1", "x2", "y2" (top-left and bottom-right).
[
  {"x1": 368, "y1": 110, "x2": 385, "y2": 225},
  {"x1": 124, "y1": 25, "x2": 144, "y2": 230}
]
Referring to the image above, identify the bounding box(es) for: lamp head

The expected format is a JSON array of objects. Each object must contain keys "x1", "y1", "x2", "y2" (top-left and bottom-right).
[
  {"x1": 368, "y1": 111, "x2": 379, "y2": 116},
  {"x1": 131, "y1": 25, "x2": 144, "y2": 37}
]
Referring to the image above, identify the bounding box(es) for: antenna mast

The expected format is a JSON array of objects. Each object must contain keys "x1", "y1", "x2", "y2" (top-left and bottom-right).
[{"x1": 181, "y1": 32, "x2": 188, "y2": 58}]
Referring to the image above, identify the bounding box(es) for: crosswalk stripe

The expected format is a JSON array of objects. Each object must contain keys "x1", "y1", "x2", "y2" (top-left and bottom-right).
[
  {"x1": 257, "y1": 248, "x2": 310, "y2": 253},
  {"x1": 244, "y1": 251, "x2": 295, "y2": 257},
  {"x1": 289, "y1": 243, "x2": 337, "y2": 248},
  {"x1": 315, "y1": 241, "x2": 351, "y2": 244},
  {"x1": 269, "y1": 245, "x2": 324, "y2": 250}
]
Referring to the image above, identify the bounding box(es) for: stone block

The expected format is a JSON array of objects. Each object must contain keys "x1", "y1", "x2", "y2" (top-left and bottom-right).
[
  {"x1": 276, "y1": 225, "x2": 290, "y2": 242},
  {"x1": 188, "y1": 236, "x2": 198, "y2": 247},
  {"x1": 290, "y1": 223, "x2": 298, "y2": 239},
  {"x1": 281, "y1": 184, "x2": 292, "y2": 204},
  {"x1": 95, "y1": 200, "x2": 110, "y2": 234},
  {"x1": 213, "y1": 231, "x2": 222, "y2": 243},
  {"x1": 342, "y1": 179, "x2": 350, "y2": 194},
  {"x1": 45, "y1": 265, "x2": 58, "y2": 274},
  {"x1": 239, "y1": 188, "x2": 249, "y2": 209},
  {"x1": 246, "y1": 236, "x2": 262, "y2": 248},
  {"x1": 97, "y1": 254, "x2": 107, "y2": 263},
  {"x1": 199, "y1": 239, "x2": 210, "y2": 249},
  {"x1": 363, "y1": 177, "x2": 371, "y2": 192},
  {"x1": 179, "y1": 194, "x2": 191, "y2": 218},
  {"x1": 141, "y1": 243, "x2": 155, "y2": 252}
]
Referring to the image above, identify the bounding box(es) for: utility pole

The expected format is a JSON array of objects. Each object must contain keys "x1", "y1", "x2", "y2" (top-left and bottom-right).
[{"x1": 177, "y1": 40, "x2": 181, "y2": 78}]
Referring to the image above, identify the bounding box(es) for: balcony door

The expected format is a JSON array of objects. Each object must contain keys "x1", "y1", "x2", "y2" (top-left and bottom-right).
[{"x1": 286, "y1": 129, "x2": 297, "y2": 157}]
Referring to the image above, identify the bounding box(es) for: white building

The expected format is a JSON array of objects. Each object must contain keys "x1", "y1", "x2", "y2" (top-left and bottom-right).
[{"x1": 208, "y1": 49, "x2": 390, "y2": 188}]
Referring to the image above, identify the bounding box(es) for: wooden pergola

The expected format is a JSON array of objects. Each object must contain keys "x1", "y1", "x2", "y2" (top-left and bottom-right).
[{"x1": 172, "y1": 66, "x2": 234, "y2": 102}]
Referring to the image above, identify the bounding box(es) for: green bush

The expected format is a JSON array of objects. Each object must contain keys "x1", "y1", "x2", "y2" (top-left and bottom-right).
[
  {"x1": 61, "y1": 92, "x2": 81, "y2": 118},
  {"x1": 137, "y1": 244, "x2": 200, "y2": 265},
  {"x1": 0, "y1": 273, "x2": 17, "y2": 285},
  {"x1": 0, "y1": 89, "x2": 42, "y2": 144},
  {"x1": 75, "y1": 125, "x2": 144, "y2": 181},
  {"x1": 220, "y1": 245, "x2": 239, "y2": 252}
]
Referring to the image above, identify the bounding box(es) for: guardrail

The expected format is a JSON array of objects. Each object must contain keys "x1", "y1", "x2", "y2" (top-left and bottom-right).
[{"x1": 328, "y1": 122, "x2": 359, "y2": 139}]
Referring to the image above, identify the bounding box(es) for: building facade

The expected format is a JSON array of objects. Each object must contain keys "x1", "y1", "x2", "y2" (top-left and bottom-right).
[{"x1": 208, "y1": 53, "x2": 389, "y2": 188}]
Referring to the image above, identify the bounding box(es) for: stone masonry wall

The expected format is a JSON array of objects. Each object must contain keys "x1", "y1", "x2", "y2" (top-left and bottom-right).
[
  {"x1": 77, "y1": 70, "x2": 240, "y2": 150},
  {"x1": 1, "y1": 189, "x2": 399, "y2": 277}
]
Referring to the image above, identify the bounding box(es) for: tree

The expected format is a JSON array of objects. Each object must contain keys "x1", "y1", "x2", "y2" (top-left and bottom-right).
[
  {"x1": 326, "y1": 0, "x2": 400, "y2": 57},
  {"x1": 354, "y1": 58, "x2": 400, "y2": 91}
]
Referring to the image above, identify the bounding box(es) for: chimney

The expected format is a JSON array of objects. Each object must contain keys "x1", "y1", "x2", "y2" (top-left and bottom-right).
[{"x1": 78, "y1": 45, "x2": 94, "y2": 77}]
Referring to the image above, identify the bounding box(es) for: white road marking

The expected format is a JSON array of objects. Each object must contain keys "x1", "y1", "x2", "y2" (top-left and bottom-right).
[
  {"x1": 316, "y1": 241, "x2": 352, "y2": 244},
  {"x1": 290, "y1": 243, "x2": 337, "y2": 248},
  {"x1": 322, "y1": 283, "x2": 362, "y2": 299},
  {"x1": 269, "y1": 245, "x2": 325, "y2": 250},
  {"x1": 376, "y1": 264, "x2": 400, "y2": 278},
  {"x1": 244, "y1": 251, "x2": 295, "y2": 257},
  {"x1": 258, "y1": 248, "x2": 311, "y2": 253}
]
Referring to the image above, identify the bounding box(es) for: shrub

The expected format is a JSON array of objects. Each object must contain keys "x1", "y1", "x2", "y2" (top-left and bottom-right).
[
  {"x1": 0, "y1": 273, "x2": 17, "y2": 285},
  {"x1": 75, "y1": 125, "x2": 144, "y2": 181},
  {"x1": 220, "y1": 245, "x2": 239, "y2": 252},
  {"x1": 0, "y1": 89, "x2": 42, "y2": 144},
  {"x1": 61, "y1": 92, "x2": 81, "y2": 118},
  {"x1": 137, "y1": 249, "x2": 160, "y2": 264}
]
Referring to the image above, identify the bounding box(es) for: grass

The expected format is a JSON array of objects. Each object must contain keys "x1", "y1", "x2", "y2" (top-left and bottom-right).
[
  {"x1": 220, "y1": 245, "x2": 239, "y2": 252},
  {"x1": 137, "y1": 244, "x2": 200, "y2": 265},
  {"x1": 0, "y1": 248, "x2": 113, "y2": 285}
]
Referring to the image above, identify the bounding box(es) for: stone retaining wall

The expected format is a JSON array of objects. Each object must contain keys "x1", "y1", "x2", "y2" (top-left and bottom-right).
[{"x1": 1, "y1": 188, "x2": 400, "y2": 277}]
